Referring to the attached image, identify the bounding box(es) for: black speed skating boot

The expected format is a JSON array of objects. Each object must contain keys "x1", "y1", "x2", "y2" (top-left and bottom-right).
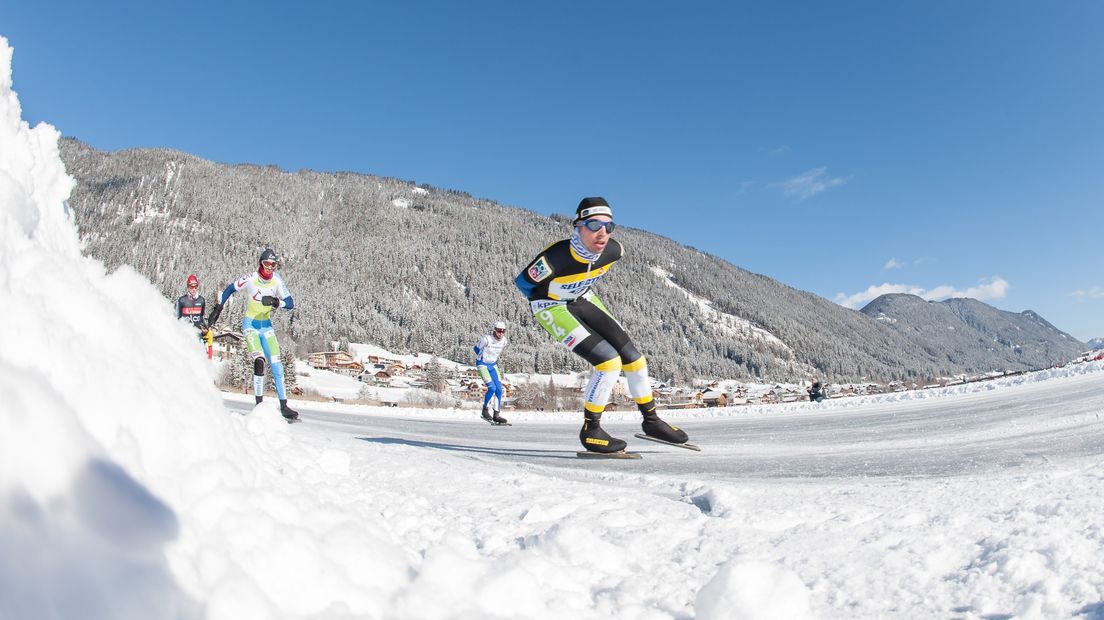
[
  {"x1": 279, "y1": 399, "x2": 300, "y2": 422},
  {"x1": 481, "y1": 406, "x2": 493, "y2": 421},
  {"x1": 491, "y1": 410, "x2": 508, "y2": 425},
  {"x1": 579, "y1": 411, "x2": 627, "y2": 453},
  {"x1": 640, "y1": 402, "x2": 688, "y2": 444}
]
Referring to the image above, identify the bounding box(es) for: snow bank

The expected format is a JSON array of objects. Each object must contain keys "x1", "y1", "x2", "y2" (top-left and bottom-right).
[
  {"x1": 695, "y1": 560, "x2": 813, "y2": 620},
  {"x1": 0, "y1": 37, "x2": 412, "y2": 619}
]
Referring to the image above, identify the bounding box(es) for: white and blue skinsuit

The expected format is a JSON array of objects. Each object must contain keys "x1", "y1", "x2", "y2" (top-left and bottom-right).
[
  {"x1": 220, "y1": 270, "x2": 295, "y2": 400},
  {"x1": 473, "y1": 332, "x2": 508, "y2": 410}
]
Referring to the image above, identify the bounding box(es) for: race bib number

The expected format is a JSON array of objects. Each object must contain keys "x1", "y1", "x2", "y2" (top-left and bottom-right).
[{"x1": 537, "y1": 309, "x2": 567, "y2": 338}]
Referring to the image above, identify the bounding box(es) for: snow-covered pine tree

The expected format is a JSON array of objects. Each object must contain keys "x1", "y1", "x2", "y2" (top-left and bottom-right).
[{"x1": 424, "y1": 356, "x2": 448, "y2": 393}]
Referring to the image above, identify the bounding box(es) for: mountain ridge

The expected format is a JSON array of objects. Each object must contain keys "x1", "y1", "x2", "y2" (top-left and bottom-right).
[
  {"x1": 59, "y1": 138, "x2": 1083, "y2": 383},
  {"x1": 859, "y1": 293, "x2": 1080, "y2": 369}
]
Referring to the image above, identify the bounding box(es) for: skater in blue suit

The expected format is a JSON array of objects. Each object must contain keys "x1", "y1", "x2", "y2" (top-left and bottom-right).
[{"x1": 474, "y1": 321, "x2": 509, "y2": 424}]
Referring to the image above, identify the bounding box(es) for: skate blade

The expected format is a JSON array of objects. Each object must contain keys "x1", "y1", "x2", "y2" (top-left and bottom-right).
[
  {"x1": 576, "y1": 450, "x2": 642, "y2": 460},
  {"x1": 633, "y1": 433, "x2": 700, "y2": 451},
  {"x1": 485, "y1": 420, "x2": 511, "y2": 426}
]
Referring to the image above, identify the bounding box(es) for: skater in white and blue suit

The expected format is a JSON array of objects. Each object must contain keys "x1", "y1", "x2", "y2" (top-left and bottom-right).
[{"x1": 474, "y1": 321, "x2": 509, "y2": 424}]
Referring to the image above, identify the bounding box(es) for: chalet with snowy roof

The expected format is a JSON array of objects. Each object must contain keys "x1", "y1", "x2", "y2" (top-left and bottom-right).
[
  {"x1": 699, "y1": 388, "x2": 727, "y2": 407},
  {"x1": 211, "y1": 332, "x2": 243, "y2": 361},
  {"x1": 358, "y1": 370, "x2": 393, "y2": 387},
  {"x1": 307, "y1": 351, "x2": 365, "y2": 376},
  {"x1": 446, "y1": 379, "x2": 468, "y2": 397}
]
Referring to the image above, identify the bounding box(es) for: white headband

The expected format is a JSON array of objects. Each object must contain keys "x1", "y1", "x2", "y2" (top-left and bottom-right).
[{"x1": 577, "y1": 206, "x2": 613, "y2": 220}]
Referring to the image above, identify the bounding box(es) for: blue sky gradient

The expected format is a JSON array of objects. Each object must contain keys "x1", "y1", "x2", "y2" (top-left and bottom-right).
[{"x1": 3, "y1": 1, "x2": 1101, "y2": 339}]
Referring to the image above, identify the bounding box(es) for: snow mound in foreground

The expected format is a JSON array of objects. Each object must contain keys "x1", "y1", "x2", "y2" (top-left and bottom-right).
[{"x1": 0, "y1": 37, "x2": 411, "y2": 619}]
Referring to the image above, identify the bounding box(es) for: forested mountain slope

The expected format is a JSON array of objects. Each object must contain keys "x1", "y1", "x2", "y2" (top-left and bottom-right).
[
  {"x1": 60, "y1": 139, "x2": 1083, "y2": 382},
  {"x1": 860, "y1": 294, "x2": 1083, "y2": 371}
]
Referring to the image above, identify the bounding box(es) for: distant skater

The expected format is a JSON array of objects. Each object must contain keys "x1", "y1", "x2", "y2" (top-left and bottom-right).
[
  {"x1": 473, "y1": 321, "x2": 509, "y2": 425},
  {"x1": 207, "y1": 248, "x2": 299, "y2": 422},
  {"x1": 515, "y1": 197, "x2": 689, "y2": 454},
  {"x1": 177, "y1": 274, "x2": 213, "y2": 358}
]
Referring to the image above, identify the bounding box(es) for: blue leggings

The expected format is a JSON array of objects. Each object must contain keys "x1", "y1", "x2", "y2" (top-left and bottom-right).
[
  {"x1": 478, "y1": 362, "x2": 502, "y2": 410},
  {"x1": 243, "y1": 317, "x2": 286, "y2": 400}
]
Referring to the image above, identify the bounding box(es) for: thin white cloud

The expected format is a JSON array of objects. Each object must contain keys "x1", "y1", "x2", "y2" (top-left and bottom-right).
[
  {"x1": 769, "y1": 167, "x2": 849, "y2": 201},
  {"x1": 1070, "y1": 287, "x2": 1104, "y2": 301},
  {"x1": 957, "y1": 278, "x2": 1011, "y2": 301},
  {"x1": 759, "y1": 145, "x2": 790, "y2": 156},
  {"x1": 883, "y1": 258, "x2": 903, "y2": 270},
  {"x1": 834, "y1": 277, "x2": 1011, "y2": 309},
  {"x1": 834, "y1": 283, "x2": 926, "y2": 308}
]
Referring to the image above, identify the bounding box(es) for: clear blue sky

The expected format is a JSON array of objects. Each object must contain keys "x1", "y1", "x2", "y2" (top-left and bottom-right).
[{"x1": 4, "y1": 1, "x2": 1102, "y2": 340}]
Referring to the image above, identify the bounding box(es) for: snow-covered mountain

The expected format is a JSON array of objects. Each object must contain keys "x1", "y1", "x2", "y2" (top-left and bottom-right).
[
  {"x1": 59, "y1": 138, "x2": 1083, "y2": 383},
  {"x1": 1087, "y1": 337, "x2": 1104, "y2": 350},
  {"x1": 860, "y1": 294, "x2": 1082, "y2": 370}
]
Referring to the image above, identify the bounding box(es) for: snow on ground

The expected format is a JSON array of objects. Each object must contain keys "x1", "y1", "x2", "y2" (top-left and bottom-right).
[
  {"x1": 295, "y1": 364, "x2": 365, "y2": 401},
  {"x1": 649, "y1": 265, "x2": 788, "y2": 349},
  {"x1": 347, "y1": 342, "x2": 468, "y2": 371},
  {"x1": 4, "y1": 36, "x2": 1104, "y2": 619},
  {"x1": 295, "y1": 364, "x2": 413, "y2": 405},
  {"x1": 219, "y1": 364, "x2": 1104, "y2": 619},
  {"x1": 504, "y1": 371, "x2": 586, "y2": 388}
]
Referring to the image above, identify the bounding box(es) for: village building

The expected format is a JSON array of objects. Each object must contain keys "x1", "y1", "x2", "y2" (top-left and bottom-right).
[
  {"x1": 307, "y1": 351, "x2": 365, "y2": 376},
  {"x1": 699, "y1": 387, "x2": 728, "y2": 407},
  {"x1": 211, "y1": 332, "x2": 243, "y2": 361}
]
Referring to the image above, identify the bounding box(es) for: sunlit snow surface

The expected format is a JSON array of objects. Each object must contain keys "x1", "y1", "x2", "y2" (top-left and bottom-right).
[
  {"x1": 3, "y1": 33, "x2": 1104, "y2": 619},
  {"x1": 215, "y1": 366, "x2": 1104, "y2": 619}
]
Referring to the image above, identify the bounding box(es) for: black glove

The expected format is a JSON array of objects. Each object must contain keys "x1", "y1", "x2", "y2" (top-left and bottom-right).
[
  {"x1": 261, "y1": 295, "x2": 280, "y2": 308},
  {"x1": 206, "y1": 302, "x2": 223, "y2": 326}
]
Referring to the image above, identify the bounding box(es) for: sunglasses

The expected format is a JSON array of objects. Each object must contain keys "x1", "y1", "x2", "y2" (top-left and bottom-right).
[
  {"x1": 494, "y1": 328, "x2": 506, "y2": 333},
  {"x1": 579, "y1": 219, "x2": 615, "y2": 233}
]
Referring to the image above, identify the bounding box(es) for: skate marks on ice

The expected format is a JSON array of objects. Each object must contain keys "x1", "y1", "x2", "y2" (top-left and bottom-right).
[
  {"x1": 237, "y1": 368, "x2": 1104, "y2": 478},
  {"x1": 357, "y1": 436, "x2": 578, "y2": 460}
]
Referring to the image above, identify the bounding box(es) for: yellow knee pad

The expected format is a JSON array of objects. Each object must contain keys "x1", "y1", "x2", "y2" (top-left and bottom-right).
[
  {"x1": 594, "y1": 356, "x2": 623, "y2": 373},
  {"x1": 622, "y1": 355, "x2": 647, "y2": 373}
]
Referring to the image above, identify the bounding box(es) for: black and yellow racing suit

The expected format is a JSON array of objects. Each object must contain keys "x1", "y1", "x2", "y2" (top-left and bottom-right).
[{"x1": 515, "y1": 236, "x2": 654, "y2": 415}]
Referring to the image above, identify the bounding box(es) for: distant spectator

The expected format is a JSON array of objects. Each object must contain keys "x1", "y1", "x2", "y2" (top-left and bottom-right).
[{"x1": 808, "y1": 379, "x2": 826, "y2": 403}]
